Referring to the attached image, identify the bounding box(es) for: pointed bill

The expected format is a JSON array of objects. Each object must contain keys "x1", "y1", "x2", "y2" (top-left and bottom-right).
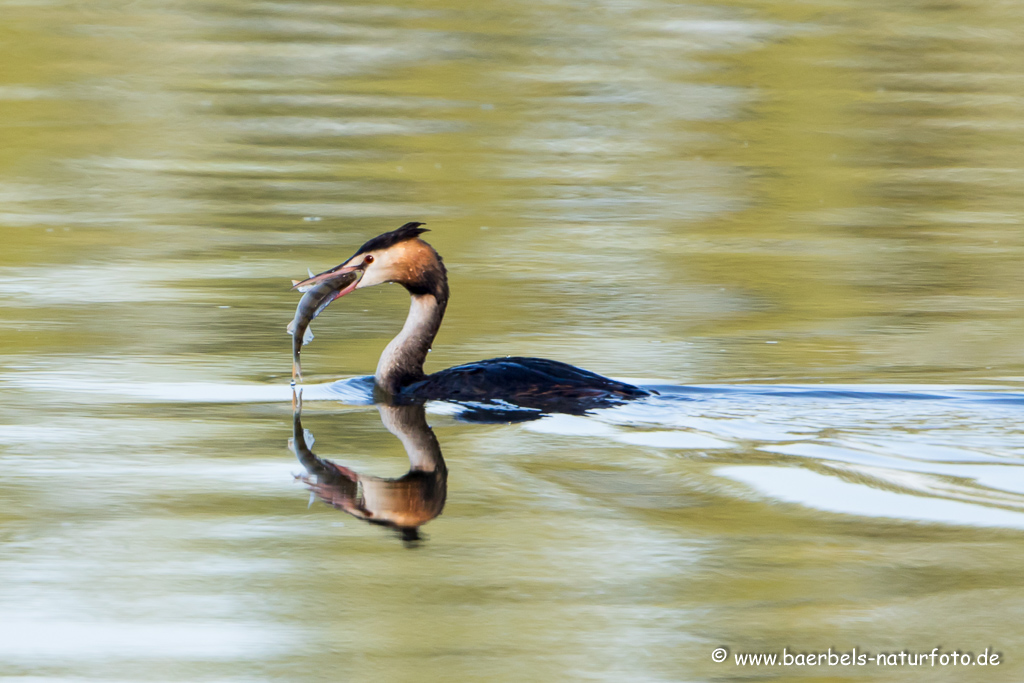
[{"x1": 291, "y1": 263, "x2": 363, "y2": 292}]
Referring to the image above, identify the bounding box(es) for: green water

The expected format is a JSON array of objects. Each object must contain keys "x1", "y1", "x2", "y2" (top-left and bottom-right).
[{"x1": 2, "y1": 0, "x2": 1024, "y2": 681}]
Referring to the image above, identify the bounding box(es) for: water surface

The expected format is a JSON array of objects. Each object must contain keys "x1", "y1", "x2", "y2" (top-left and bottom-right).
[{"x1": 2, "y1": 0, "x2": 1024, "y2": 680}]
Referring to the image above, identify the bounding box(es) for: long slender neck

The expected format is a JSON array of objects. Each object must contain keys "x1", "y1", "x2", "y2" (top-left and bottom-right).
[{"x1": 375, "y1": 289, "x2": 448, "y2": 395}]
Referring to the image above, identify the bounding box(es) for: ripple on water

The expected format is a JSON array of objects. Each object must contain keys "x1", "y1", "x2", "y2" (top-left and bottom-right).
[{"x1": 8, "y1": 365, "x2": 1023, "y2": 528}]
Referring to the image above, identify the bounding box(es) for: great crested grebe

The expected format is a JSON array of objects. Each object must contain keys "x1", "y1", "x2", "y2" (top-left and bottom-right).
[{"x1": 289, "y1": 222, "x2": 651, "y2": 411}]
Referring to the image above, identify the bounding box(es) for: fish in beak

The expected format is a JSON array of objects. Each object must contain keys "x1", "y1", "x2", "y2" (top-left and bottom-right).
[{"x1": 287, "y1": 265, "x2": 364, "y2": 381}]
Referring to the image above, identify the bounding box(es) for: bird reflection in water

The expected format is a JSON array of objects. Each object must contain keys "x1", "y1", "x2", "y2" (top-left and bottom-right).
[{"x1": 290, "y1": 390, "x2": 446, "y2": 544}]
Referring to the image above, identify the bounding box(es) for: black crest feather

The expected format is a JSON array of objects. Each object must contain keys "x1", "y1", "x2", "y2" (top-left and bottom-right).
[{"x1": 354, "y1": 222, "x2": 428, "y2": 255}]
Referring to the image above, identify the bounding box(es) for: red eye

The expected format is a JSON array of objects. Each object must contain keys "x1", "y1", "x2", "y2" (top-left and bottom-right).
[{"x1": 364, "y1": 254, "x2": 374, "y2": 264}]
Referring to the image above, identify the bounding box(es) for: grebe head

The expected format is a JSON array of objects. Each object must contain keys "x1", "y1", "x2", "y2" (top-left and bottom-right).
[
  {"x1": 291, "y1": 222, "x2": 450, "y2": 393},
  {"x1": 292, "y1": 222, "x2": 446, "y2": 299}
]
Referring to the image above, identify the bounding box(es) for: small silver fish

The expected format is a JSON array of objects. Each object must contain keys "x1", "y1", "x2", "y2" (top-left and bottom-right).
[{"x1": 287, "y1": 269, "x2": 361, "y2": 381}]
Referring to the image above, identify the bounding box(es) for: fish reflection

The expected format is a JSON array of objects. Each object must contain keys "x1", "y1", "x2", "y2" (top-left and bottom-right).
[{"x1": 290, "y1": 391, "x2": 446, "y2": 543}]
